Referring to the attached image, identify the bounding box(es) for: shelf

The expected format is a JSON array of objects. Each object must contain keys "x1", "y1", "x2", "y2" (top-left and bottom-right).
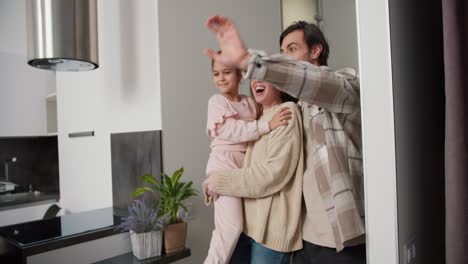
[
  {"x1": 45, "y1": 92, "x2": 56, "y2": 102},
  {"x1": 46, "y1": 92, "x2": 57, "y2": 134}
]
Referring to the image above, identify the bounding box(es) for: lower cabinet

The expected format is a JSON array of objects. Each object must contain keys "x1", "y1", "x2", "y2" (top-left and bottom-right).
[{"x1": 27, "y1": 233, "x2": 131, "y2": 264}]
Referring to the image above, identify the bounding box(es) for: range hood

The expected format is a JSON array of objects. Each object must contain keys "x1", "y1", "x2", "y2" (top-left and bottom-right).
[{"x1": 26, "y1": 0, "x2": 99, "y2": 71}]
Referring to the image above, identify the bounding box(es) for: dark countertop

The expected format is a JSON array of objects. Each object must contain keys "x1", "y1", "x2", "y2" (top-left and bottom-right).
[
  {"x1": 0, "y1": 192, "x2": 59, "y2": 211},
  {"x1": 94, "y1": 248, "x2": 191, "y2": 264},
  {"x1": 0, "y1": 207, "x2": 123, "y2": 263}
]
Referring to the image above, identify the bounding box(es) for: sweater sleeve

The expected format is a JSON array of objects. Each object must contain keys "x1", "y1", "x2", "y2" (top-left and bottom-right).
[
  {"x1": 215, "y1": 102, "x2": 302, "y2": 198},
  {"x1": 244, "y1": 50, "x2": 360, "y2": 114},
  {"x1": 207, "y1": 95, "x2": 270, "y2": 143}
]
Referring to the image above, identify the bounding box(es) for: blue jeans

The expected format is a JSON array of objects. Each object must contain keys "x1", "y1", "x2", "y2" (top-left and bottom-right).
[{"x1": 230, "y1": 233, "x2": 291, "y2": 264}]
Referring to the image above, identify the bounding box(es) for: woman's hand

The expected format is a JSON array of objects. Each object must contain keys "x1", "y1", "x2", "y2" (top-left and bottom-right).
[
  {"x1": 203, "y1": 173, "x2": 220, "y2": 201},
  {"x1": 269, "y1": 107, "x2": 292, "y2": 130}
]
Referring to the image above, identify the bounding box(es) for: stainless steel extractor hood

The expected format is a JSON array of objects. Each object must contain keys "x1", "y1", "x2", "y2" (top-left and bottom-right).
[{"x1": 26, "y1": 0, "x2": 99, "y2": 71}]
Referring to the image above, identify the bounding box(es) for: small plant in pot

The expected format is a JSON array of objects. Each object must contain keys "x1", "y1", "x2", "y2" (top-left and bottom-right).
[
  {"x1": 132, "y1": 166, "x2": 197, "y2": 253},
  {"x1": 115, "y1": 199, "x2": 167, "y2": 260}
]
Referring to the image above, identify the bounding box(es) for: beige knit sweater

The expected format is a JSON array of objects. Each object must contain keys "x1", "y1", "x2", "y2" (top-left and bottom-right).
[{"x1": 215, "y1": 101, "x2": 304, "y2": 253}]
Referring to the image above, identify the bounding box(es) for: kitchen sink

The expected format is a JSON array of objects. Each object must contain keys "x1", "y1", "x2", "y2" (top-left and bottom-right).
[{"x1": 0, "y1": 191, "x2": 42, "y2": 203}]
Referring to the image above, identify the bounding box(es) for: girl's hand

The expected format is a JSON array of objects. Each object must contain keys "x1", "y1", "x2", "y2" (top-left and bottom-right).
[
  {"x1": 269, "y1": 107, "x2": 292, "y2": 130},
  {"x1": 204, "y1": 15, "x2": 250, "y2": 71}
]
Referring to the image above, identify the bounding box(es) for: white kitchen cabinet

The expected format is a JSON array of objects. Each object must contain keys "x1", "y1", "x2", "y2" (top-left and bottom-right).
[
  {"x1": 56, "y1": 73, "x2": 100, "y2": 135},
  {"x1": 0, "y1": 0, "x2": 56, "y2": 137},
  {"x1": 0, "y1": 52, "x2": 56, "y2": 137},
  {"x1": 55, "y1": 0, "x2": 162, "y2": 214}
]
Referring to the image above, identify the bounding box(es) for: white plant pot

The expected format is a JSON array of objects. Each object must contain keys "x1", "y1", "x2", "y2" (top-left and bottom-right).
[{"x1": 130, "y1": 230, "x2": 162, "y2": 260}]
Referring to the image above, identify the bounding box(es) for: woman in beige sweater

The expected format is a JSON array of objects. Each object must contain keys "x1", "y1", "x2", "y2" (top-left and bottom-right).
[{"x1": 204, "y1": 79, "x2": 304, "y2": 264}]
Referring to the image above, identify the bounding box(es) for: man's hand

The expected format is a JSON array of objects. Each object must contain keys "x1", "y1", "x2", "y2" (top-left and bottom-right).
[{"x1": 203, "y1": 15, "x2": 251, "y2": 71}]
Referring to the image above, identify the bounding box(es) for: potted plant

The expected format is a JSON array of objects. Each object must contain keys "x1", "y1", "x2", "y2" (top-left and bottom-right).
[
  {"x1": 132, "y1": 166, "x2": 197, "y2": 253},
  {"x1": 115, "y1": 199, "x2": 166, "y2": 260}
]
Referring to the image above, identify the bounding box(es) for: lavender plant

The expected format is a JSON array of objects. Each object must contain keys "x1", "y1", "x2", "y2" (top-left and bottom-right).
[{"x1": 116, "y1": 199, "x2": 167, "y2": 234}]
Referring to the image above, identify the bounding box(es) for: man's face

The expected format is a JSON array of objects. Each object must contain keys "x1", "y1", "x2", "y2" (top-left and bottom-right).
[{"x1": 280, "y1": 29, "x2": 314, "y2": 64}]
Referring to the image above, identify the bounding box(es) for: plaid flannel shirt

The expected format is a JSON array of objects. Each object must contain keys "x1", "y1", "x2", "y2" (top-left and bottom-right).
[{"x1": 244, "y1": 51, "x2": 365, "y2": 251}]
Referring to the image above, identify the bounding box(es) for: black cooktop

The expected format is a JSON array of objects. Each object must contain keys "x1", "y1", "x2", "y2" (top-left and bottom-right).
[{"x1": 0, "y1": 207, "x2": 121, "y2": 247}]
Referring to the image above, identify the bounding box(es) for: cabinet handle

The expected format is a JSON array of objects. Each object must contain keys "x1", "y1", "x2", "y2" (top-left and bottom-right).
[{"x1": 68, "y1": 131, "x2": 94, "y2": 138}]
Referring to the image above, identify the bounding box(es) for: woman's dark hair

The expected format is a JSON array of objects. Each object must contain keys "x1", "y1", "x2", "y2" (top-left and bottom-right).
[
  {"x1": 280, "y1": 21, "x2": 330, "y2": 66},
  {"x1": 251, "y1": 84, "x2": 298, "y2": 102},
  {"x1": 279, "y1": 91, "x2": 298, "y2": 104},
  {"x1": 249, "y1": 82, "x2": 299, "y2": 103},
  {"x1": 249, "y1": 84, "x2": 298, "y2": 119}
]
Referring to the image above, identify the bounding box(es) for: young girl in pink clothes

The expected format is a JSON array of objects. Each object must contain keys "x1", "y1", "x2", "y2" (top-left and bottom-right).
[{"x1": 204, "y1": 59, "x2": 291, "y2": 264}]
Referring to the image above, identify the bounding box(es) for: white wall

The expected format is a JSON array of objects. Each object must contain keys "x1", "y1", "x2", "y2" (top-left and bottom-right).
[
  {"x1": 282, "y1": 0, "x2": 317, "y2": 30},
  {"x1": 0, "y1": 0, "x2": 27, "y2": 55},
  {"x1": 157, "y1": 0, "x2": 282, "y2": 263},
  {"x1": 322, "y1": 0, "x2": 360, "y2": 71},
  {"x1": 57, "y1": 0, "x2": 161, "y2": 213},
  {"x1": 280, "y1": 0, "x2": 359, "y2": 72},
  {"x1": 0, "y1": 0, "x2": 55, "y2": 137},
  {"x1": 357, "y1": 0, "x2": 399, "y2": 263}
]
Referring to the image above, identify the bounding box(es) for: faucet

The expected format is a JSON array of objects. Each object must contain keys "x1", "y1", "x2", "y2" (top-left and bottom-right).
[{"x1": 4, "y1": 157, "x2": 17, "y2": 181}]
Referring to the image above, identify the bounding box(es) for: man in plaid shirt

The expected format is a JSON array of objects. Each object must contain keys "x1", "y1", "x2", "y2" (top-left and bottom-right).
[{"x1": 204, "y1": 15, "x2": 365, "y2": 264}]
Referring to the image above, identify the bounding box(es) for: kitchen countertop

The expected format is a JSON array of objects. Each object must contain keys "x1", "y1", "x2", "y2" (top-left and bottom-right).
[{"x1": 0, "y1": 192, "x2": 59, "y2": 211}]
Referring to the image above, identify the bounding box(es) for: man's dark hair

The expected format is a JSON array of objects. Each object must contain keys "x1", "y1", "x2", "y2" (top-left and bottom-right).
[{"x1": 280, "y1": 21, "x2": 330, "y2": 66}]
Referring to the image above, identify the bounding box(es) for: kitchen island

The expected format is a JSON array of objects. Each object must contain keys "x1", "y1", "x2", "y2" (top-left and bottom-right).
[{"x1": 0, "y1": 207, "x2": 190, "y2": 264}]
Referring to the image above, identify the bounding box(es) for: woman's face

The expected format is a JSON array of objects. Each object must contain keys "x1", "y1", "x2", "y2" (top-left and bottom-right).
[
  {"x1": 212, "y1": 61, "x2": 241, "y2": 95},
  {"x1": 250, "y1": 80, "x2": 282, "y2": 109}
]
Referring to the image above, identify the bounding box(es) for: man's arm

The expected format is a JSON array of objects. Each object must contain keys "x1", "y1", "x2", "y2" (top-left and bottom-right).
[{"x1": 245, "y1": 52, "x2": 360, "y2": 113}]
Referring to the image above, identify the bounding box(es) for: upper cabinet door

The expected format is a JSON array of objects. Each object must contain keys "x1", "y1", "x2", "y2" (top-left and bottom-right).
[{"x1": 56, "y1": 72, "x2": 100, "y2": 135}]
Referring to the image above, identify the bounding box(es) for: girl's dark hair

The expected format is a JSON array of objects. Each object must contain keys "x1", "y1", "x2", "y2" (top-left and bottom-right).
[
  {"x1": 280, "y1": 21, "x2": 330, "y2": 66},
  {"x1": 210, "y1": 51, "x2": 222, "y2": 69},
  {"x1": 211, "y1": 50, "x2": 241, "y2": 77}
]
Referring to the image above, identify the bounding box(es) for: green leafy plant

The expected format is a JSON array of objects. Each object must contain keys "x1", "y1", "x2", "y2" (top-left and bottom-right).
[{"x1": 132, "y1": 167, "x2": 197, "y2": 224}]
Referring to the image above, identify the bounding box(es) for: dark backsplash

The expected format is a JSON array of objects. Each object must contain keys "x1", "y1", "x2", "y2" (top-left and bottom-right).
[
  {"x1": 111, "y1": 130, "x2": 162, "y2": 213},
  {"x1": 0, "y1": 136, "x2": 59, "y2": 194}
]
